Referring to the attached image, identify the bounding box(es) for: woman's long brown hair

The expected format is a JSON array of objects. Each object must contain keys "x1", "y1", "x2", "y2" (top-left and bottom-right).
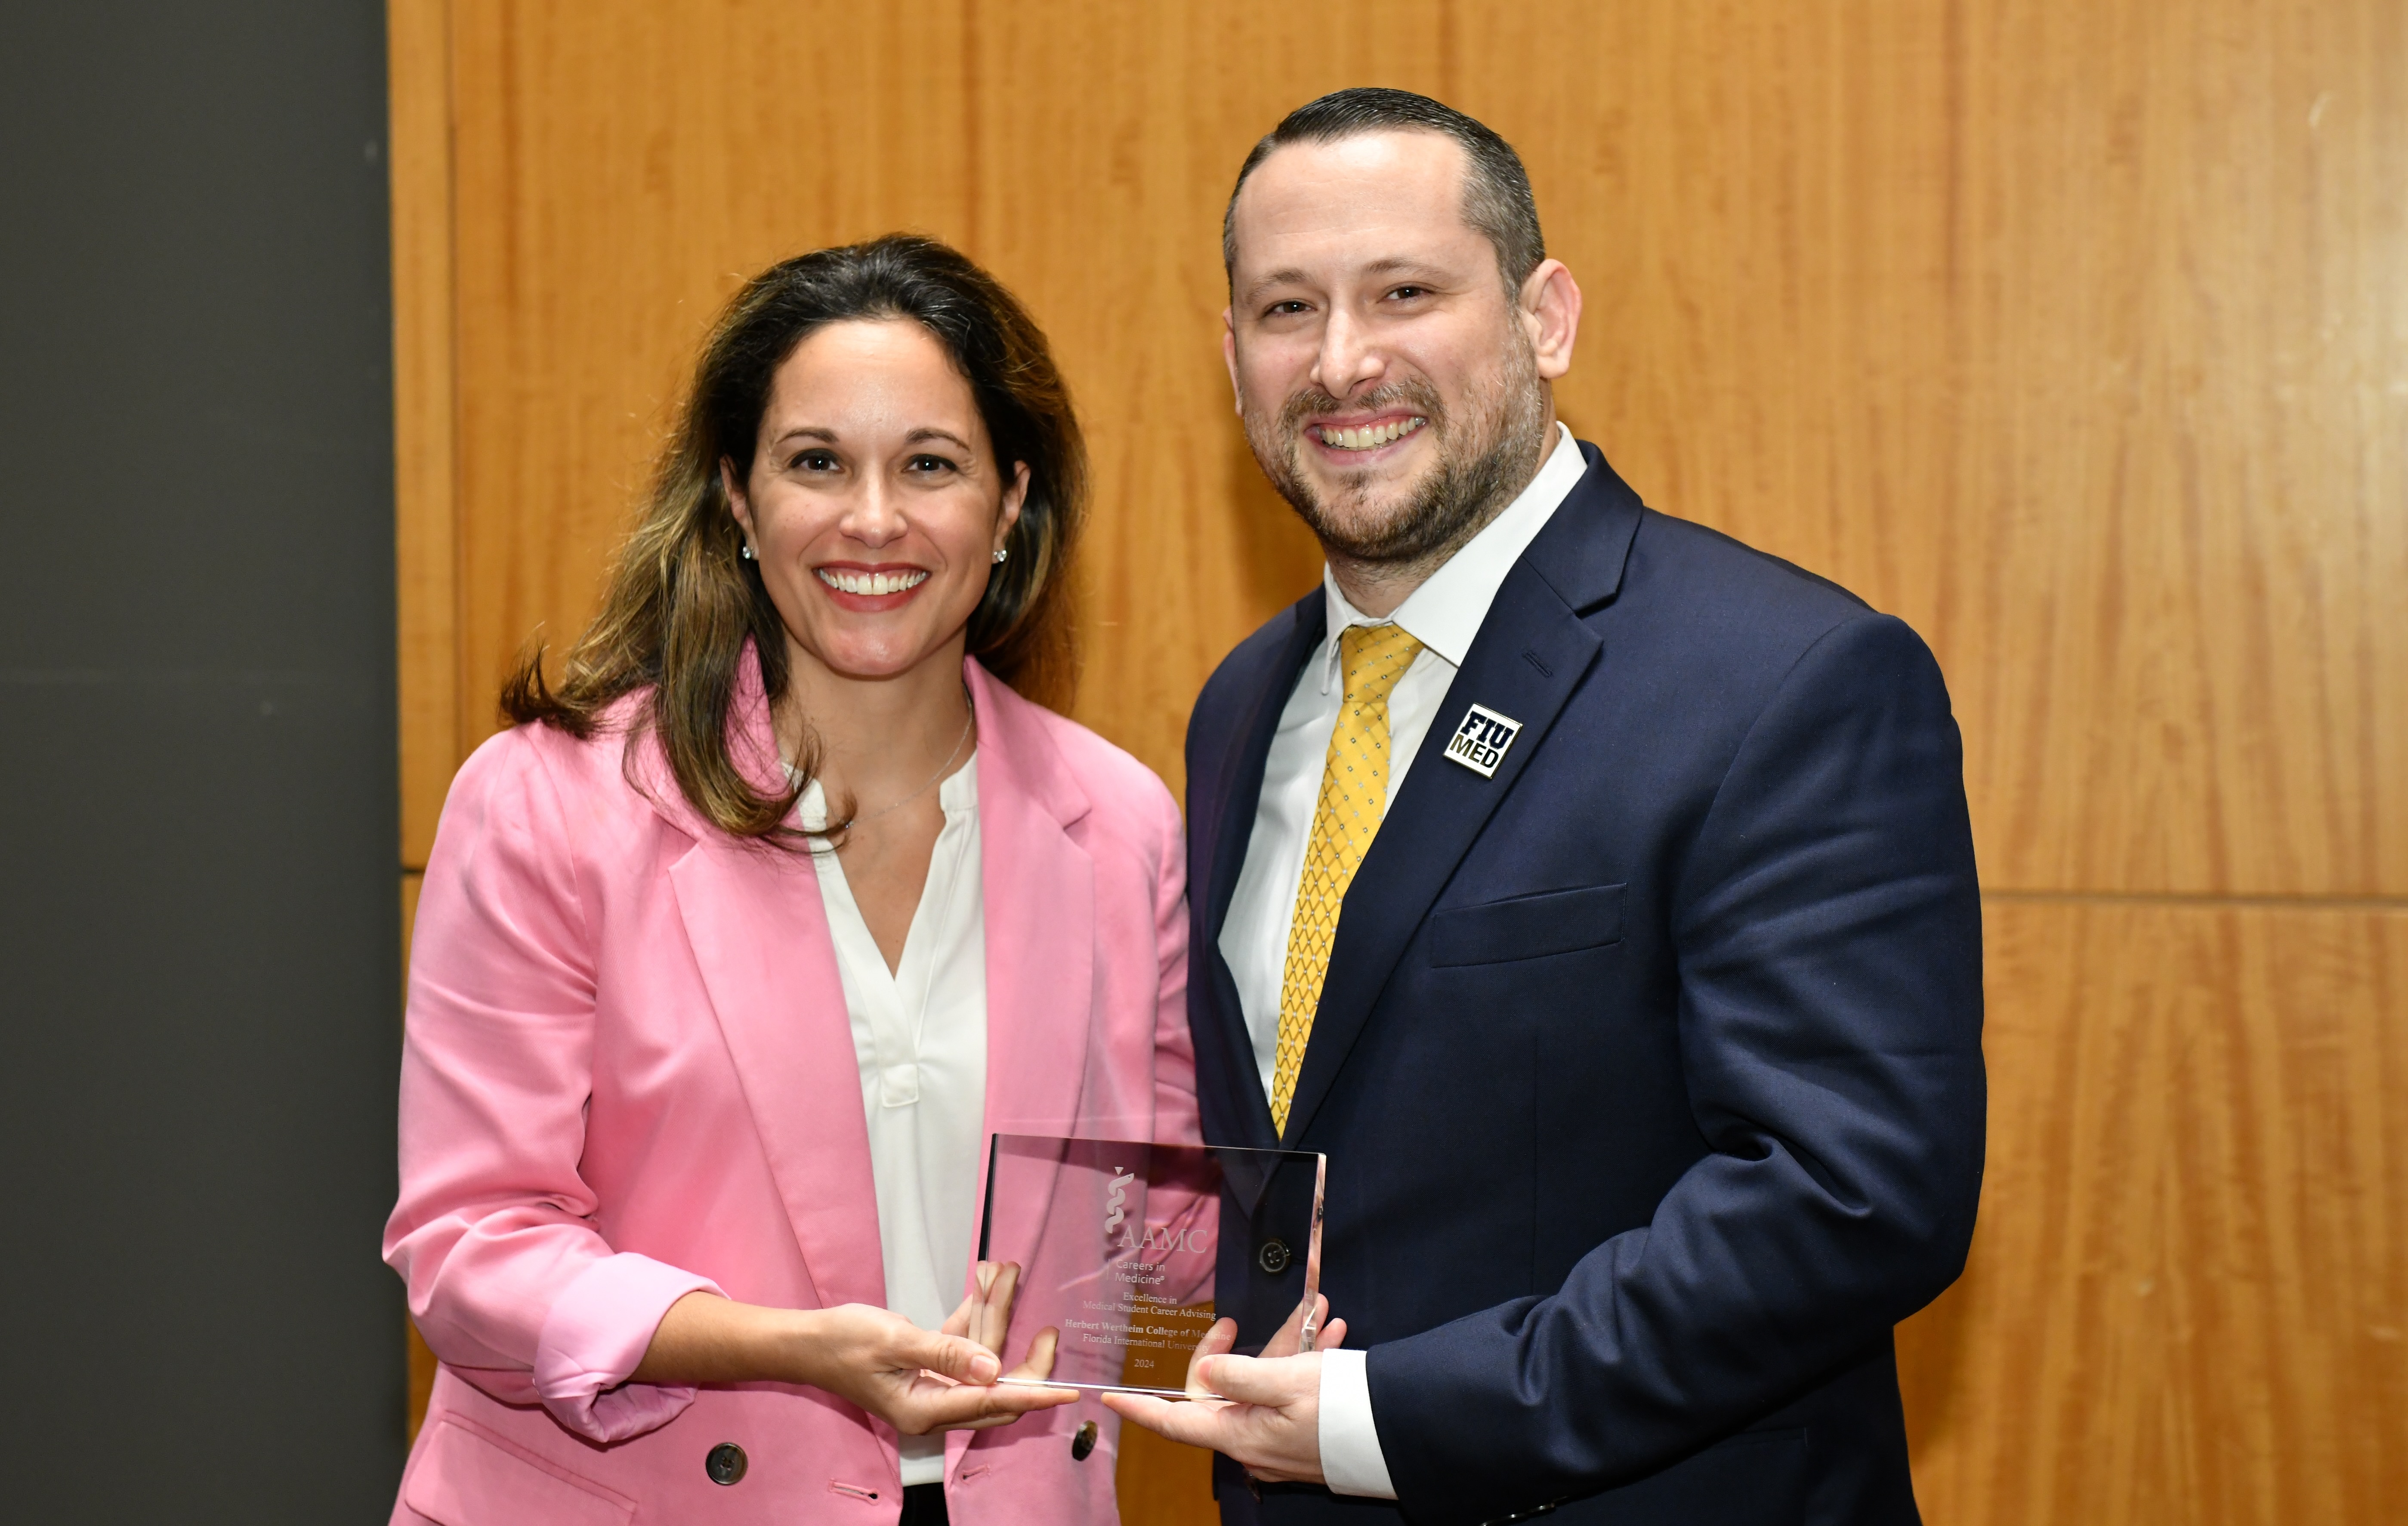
[{"x1": 500, "y1": 234, "x2": 1085, "y2": 844}]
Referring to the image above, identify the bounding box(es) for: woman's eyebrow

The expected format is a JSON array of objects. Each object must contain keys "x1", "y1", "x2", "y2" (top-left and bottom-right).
[
  {"x1": 770, "y1": 425, "x2": 838, "y2": 447},
  {"x1": 904, "y1": 427, "x2": 974, "y2": 450}
]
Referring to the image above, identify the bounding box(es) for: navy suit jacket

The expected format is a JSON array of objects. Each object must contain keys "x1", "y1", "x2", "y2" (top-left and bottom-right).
[{"x1": 1184, "y1": 444, "x2": 1985, "y2": 1526}]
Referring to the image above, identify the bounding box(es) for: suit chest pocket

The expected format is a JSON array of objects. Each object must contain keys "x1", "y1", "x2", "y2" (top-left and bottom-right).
[{"x1": 1428, "y1": 883, "x2": 1625, "y2": 967}]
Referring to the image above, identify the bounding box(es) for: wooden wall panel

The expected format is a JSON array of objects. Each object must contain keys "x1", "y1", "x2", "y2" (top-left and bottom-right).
[
  {"x1": 408, "y1": 0, "x2": 2408, "y2": 896},
  {"x1": 1114, "y1": 1415, "x2": 1217, "y2": 1526},
  {"x1": 1472, "y1": 0, "x2": 2408, "y2": 897},
  {"x1": 1900, "y1": 901, "x2": 2408, "y2": 1523},
  {"x1": 388, "y1": 2, "x2": 2408, "y2": 1521},
  {"x1": 443, "y1": 0, "x2": 985, "y2": 777}
]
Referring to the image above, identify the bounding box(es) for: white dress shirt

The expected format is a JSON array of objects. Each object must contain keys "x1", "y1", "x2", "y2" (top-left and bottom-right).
[
  {"x1": 1216, "y1": 423, "x2": 1589, "y2": 1499},
  {"x1": 801, "y1": 760, "x2": 988, "y2": 1488}
]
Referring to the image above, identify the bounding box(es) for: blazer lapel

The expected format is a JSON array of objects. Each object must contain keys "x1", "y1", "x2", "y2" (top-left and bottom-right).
[
  {"x1": 1280, "y1": 447, "x2": 1644, "y2": 1147},
  {"x1": 670, "y1": 832, "x2": 886, "y2": 1311},
  {"x1": 649, "y1": 645, "x2": 890, "y2": 1310},
  {"x1": 1200, "y1": 597, "x2": 1325, "y2": 1150},
  {"x1": 962, "y1": 660, "x2": 1096, "y2": 1271}
]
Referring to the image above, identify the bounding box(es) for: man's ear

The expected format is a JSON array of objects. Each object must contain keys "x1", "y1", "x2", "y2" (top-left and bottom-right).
[
  {"x1": 1223, "y1": 308, "x2": 1243, "y2": 416},
  {"x1": 1519, "y1": 259, "x2": 1583, "y2": 382}
]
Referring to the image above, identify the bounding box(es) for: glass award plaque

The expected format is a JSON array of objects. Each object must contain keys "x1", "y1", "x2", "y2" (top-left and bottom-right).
[{"x1": 978, "y1": 1134, "x2": 1326, "y2": 1397}]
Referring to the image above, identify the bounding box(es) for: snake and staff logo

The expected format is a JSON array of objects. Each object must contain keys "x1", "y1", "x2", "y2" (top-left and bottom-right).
[
  {"x1": 1104, "y1": 1167, "x2": 1136, "y2": 1236},
  {"x1": 1103, "y1": 1165, "x2": 1206, "y2": 1255}
]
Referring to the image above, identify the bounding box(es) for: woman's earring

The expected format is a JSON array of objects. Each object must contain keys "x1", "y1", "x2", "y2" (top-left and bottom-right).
[
  {"x1": 741, "y1": 544, "x2": 757, "y2": 561},
  {"x1": 991, "y1": 547, "x2": 1009, "y2": 564}
]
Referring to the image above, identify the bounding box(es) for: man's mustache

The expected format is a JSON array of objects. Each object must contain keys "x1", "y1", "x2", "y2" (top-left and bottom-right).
[{"x1": 1275, "y1": 380, "x2": 1446, "y2": 437}]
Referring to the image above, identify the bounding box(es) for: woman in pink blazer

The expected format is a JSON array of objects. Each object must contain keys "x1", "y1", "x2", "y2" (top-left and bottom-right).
[{"x1": 386, "y1": 236, "x2": 1194, "y2": 1525}]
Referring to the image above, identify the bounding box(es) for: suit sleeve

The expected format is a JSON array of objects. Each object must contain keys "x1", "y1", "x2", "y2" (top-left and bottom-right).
[
  {"x1": 1368, "y1": 612, "x2": 1985, "y2": 1521},
  {"x1": 383, "y1": 728, "x2": 720, "y2": 1443}
]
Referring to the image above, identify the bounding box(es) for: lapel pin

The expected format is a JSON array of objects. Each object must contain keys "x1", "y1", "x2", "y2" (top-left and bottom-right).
[{"x1": 1443, "y1": 703, "x2": 1522, "y2": 778}]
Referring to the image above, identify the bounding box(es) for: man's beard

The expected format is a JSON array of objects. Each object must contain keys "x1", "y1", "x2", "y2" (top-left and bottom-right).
[{"x1": 1241, "y1": 341, "x2": 1551, "y2": 569}]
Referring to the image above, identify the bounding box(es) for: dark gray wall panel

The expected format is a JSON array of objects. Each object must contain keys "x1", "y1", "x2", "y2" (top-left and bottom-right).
[{"x1": 0, "y1": 3, "x2": 402, "y2": 1518}]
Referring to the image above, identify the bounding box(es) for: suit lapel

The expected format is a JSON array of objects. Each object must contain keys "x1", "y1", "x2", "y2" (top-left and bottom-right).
[
  {"x1": 1204, "y1": 597, "x2": 1327, "y2": 940},
  {"x1": 1280, "y1": 447, "x2": 1644, "y2": 1147},
  {"x1": 962, "y1": 660, "x2": 1095, "y2": 1271},
  {"x1": 1200, "y1": 598, "x2": 1325, "y2": 1150},
  {"x1": 670, "y1": 832, "x2": 886, "y2": 1311}
]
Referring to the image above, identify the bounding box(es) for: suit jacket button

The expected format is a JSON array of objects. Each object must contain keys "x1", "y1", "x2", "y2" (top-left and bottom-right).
[
  {"x1": 1256, "y1": 1238, "x2": 1291, "y2": 1274},
  {"x1": 1072, "y1": 1419, "x2": 1099, "y2": 1460},
  {"x1": 705, "y1": 1442, "x2": 748, "y2": 1486}
]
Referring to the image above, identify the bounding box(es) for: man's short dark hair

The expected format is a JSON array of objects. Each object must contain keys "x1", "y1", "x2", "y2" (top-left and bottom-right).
[{"x1": 1223, "y1": 87, "x2": 1545, "y2": 295}]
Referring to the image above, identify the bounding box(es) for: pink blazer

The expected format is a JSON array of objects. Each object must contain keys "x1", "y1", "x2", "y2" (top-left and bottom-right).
[{"x1": 386, "y1": 654, "x2": 1195, "y2": 1525}]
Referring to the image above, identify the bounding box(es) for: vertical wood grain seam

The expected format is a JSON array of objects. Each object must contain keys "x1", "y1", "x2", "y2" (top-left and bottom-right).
[
  {"x1": 440, "y1": 0, "x2": 468, "y2": 831},
  {"x1": 392, "y1": 0, "x2": 460, "y2": 873},
  {"x1": 388, "y1": 0, "x2": 454, "y2": 1447}
]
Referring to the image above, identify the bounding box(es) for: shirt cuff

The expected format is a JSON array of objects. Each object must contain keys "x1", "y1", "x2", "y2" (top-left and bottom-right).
[
  {"x1": 534, "y1": 1252, "x2": 722, "y2": 1443},
  {"x1": 1317, "y1": 1347, "x2": 1398, "y2": 1498}
]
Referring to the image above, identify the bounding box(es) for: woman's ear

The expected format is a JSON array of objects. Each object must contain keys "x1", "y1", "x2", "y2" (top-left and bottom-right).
[
  {"x1": 995, "y1": 462, "x2": 1031, "y2": 550},
  {"x1": 720, "y1": 457, "x2": 755, "y2": 541}
]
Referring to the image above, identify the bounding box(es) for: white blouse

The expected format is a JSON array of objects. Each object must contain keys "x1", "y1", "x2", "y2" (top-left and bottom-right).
[{"x1": 800, "y1": 758, "x2": 988, "y2": 1487}]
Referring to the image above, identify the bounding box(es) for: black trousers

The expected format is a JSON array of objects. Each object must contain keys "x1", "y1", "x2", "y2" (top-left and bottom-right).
[{"x1": 898, "y1": 1482, "x2": 949, "y2": 1525}]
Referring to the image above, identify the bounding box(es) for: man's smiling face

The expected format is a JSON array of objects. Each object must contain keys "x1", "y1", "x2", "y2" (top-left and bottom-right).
[{"x1": 1223, "y1": 129, "x2": 1556, "y2": 572}]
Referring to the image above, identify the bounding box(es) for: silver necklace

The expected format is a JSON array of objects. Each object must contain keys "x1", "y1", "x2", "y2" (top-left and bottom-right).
[{"x1": 831, "y1": 684, "x2": 975, "y2": 833}]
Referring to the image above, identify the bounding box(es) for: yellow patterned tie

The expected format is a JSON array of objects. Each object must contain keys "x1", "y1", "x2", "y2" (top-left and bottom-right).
[{"x1": 1270, "y1": 622, "x2": 1424, "y2": 1133}]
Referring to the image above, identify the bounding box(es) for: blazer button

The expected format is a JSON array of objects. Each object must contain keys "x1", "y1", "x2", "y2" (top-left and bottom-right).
[
  {"x1": 1256, "y1": 1238, "x2": 1291, "y2": 1274},
  {"x1": 1071, "y1": 1419, "x2": 1099, "y2": 1461},
  {"x1": 705, "y1": 1442, "x2": 748, "y2": 1486}
]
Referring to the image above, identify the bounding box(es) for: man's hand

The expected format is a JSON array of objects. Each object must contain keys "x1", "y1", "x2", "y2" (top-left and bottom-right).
[{"x1": 1101, "y1": 1295, "x2": 1348, "y2": 1485}]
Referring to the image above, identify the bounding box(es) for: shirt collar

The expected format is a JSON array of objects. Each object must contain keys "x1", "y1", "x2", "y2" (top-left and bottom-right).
[{"x1": 1315, "y1": 422, "x2": 1587, "y2": 693}]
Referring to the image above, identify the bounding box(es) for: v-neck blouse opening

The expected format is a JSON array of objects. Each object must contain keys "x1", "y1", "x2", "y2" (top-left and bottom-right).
[{"x1": 792, "y1": 757, "x2": 988, "y2": 1489}]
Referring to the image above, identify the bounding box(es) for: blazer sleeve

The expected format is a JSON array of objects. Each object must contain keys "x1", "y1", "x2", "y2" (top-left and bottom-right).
[
  {"x1": 384, "y1": 728, "x2": 720, "y2": 1443},
  {"x1": 1149, "y1": 780, "x2": 1201, "y2": 1151},
  {"x1": 1139, "y1": 779, "x2": 1217, "y2": 1305},
  {"x1": 1368, "y1": 612, "x2": 1986, "y2": 1521}
]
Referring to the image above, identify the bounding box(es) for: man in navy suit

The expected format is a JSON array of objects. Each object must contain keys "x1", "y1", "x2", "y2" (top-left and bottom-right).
[{"x1": 1104, "y1": 88, "x2": 1984, "y2": 1526}]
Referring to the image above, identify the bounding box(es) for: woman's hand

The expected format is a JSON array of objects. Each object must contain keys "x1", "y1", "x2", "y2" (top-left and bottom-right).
[
  {"x1": 944, "y1": 1257, "x2": 1020, "y2": 1355},
  {"x1": 942, "y1": 1261, "x2": 1062, "y2": 1373},
  {"x1": 793, "y1": 1300, "x2": 1072, "y2": 1436},
  {"x1": 631, "y1": 1266, "x2": 1074, "y2": 1437}
]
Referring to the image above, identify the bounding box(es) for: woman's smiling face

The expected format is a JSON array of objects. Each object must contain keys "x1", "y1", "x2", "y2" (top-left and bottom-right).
[{"x1": 725, "y1": 318, "x2": 1026, "y2": 683}]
